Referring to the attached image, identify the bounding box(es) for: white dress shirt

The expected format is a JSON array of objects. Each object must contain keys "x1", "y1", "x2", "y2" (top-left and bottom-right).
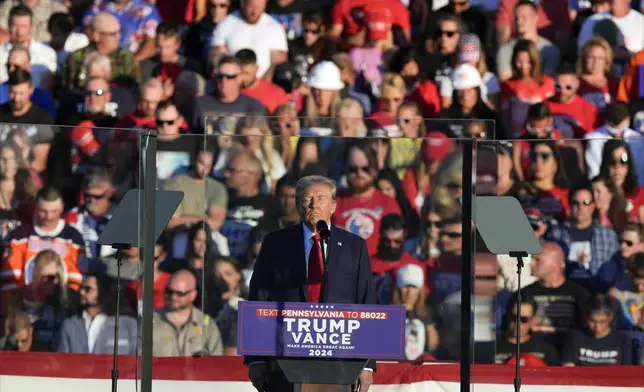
[{"x1": 83, "y1": 311, "x2": 107, "y2": 353}]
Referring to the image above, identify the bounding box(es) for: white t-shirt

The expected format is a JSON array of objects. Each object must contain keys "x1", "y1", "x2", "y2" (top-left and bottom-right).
[
  {"x1": 578, "y1": 10, "x2": 644, "y2": 54},
  {"x1": 211, "y1": 12, "x2": 288, "y2": 78},
  {"x1": 439, "y1": 71, "x2": 500, "y2": 104}
]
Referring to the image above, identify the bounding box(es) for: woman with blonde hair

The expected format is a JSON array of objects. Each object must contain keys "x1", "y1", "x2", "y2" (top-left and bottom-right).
[
  {"x1": 271, "y1": 104, "x2": 300, "y2": 169},
  {"x1": 6, "y1": 250, "x2": 77, "y2": 350},
  {"x1": 371, "y1": 73, "x2": 407, "y2": 130},
  {"x1": 576, "y1": 37, "x2": 619, "y2": 110},
  {"x1": 237, "y1": 116, "x2": 286, "y2": 192},
  {"x1": 336, "y1": 98, "x2": 367, "y2": 137},
  {"x1": 389, "y1": 101, "x2": 425, "y2": 179},
  {"x1": 500, "y1": 39, "x2": 555, "y2": 138},
  {"x1": 301, "y1": 61, "x2": 343, "y2": 132}
]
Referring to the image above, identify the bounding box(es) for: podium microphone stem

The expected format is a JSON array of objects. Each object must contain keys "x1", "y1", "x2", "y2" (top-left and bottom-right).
[
  {"x1": 111, "y1": 246, "x2": 125, "y2": 392},
  {"x1": 510, "y1": 252, "x2": 526, "y2": 392}
]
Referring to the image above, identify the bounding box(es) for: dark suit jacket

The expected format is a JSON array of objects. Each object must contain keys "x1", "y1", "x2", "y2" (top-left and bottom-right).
[{"x1": 245, "y1": 223, "x2": 376, "y2": 389}]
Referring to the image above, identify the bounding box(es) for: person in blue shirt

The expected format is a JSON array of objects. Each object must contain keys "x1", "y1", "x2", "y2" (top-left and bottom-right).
[
  {"x1": 0, "y1": 46, "x2": 55, "y2": 116},
  {"x1": 595, "y1": 223, "x2": 644, "y2": 292}
]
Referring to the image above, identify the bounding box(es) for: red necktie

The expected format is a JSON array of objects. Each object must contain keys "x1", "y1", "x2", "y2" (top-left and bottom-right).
[{"x1": 307, "y1": 233, "x2": 324, "y2": 303}]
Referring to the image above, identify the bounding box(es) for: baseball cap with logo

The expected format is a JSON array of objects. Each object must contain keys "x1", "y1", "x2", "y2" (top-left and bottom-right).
[
  {"x1": 364, "y1": 8, "x2": 392, "y2": 42},
  {"x1": 396, "y1": 264, "x2": 425, "y2": 288}
]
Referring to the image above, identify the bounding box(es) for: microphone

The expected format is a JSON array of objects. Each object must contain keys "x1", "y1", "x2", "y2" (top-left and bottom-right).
[{"x1": 316, "y1": 220, "x2": 330, "y2": 241}]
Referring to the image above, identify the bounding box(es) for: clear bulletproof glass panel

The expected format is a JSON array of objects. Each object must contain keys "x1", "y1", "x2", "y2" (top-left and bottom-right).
[
  {"x1": 487, "y1": 134, "x2": 644, "y2": 371},
  {"x1": 0, "y1": 123, "x2": 142, "y2": 388},
  {"x1": 147, "y1": 114, "x2": 496, "y2": 368}
]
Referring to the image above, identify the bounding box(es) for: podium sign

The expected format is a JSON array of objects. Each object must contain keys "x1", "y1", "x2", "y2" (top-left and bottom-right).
[{"x1": 237, "y1": 301, "x2": 406, "y2": 360}]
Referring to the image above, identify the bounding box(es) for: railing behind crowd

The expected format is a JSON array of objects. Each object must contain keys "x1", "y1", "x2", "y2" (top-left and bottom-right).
[{"x1": 0, "y1": 117, "x2": 642, "y2": 381}]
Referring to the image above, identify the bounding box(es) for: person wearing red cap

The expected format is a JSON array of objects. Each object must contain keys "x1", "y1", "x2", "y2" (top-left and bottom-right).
[
  {"x1": 402, "y1": 133, "x2": 454, "y2": 212},
  {"x1": 495, "y1": 296, "x2": 559, "y2": 365}
]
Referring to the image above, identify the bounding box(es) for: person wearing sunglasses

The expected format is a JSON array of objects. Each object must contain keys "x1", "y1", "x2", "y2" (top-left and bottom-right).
[
  {"x1": 287, "y1": 10, "x2": 326, "y2": 64},
  {"x1": 525, "y1": 140, "x2": 571, "y2": 222},
  {"x1": 235, "y1": 48, "x2": 288, "y2": 114},
  {"x1": 333, "y1": 143, "x2": 401, "y2": 256},
  {"x1": 547, "y1": 63, "x2": 600, "y2": 139},
  {"x1": 185, "y1": 0, "x2": 230, "y2": 68},
  {"x1": 545, "y1": 185, "x2": 619, "y2": 284},
  {"x1": 57, "y1": 274, "x2": 138, "y2": 354},
  {"x1": 63, "y1": 166, "x2": 114, "y2": 266},
  {"x1": 9, "y1": 250, "x2": 78, "y2": 351},
  {"x1": 586, "y1": 103, "x2": 642, "y2": 179},
  {"x1": 595, "y1": 223, "x2": 644, "y2": 293},
  {"x1": 495, "y1": 296, "x2": 559, "y2": 365},
  {"x1": 152, "y1": 269, "x2": 224, "y2": 357},
  {"x1": 598, "y1": 140, "x2": 644, "y2": 222},
  {"x1": 191, "y1": 56, "x2": 267, "y2": 135}
]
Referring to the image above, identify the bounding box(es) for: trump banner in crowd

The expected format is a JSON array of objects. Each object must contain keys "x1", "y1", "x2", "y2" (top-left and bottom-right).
[{"x1": 237, "y1": 301, "x2": 406, "y2": 360}]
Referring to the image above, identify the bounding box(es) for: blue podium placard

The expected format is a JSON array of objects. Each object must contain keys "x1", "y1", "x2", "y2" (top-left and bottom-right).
[{"x1": 237, "y1": 301, "x2": 406, "y2": 360}]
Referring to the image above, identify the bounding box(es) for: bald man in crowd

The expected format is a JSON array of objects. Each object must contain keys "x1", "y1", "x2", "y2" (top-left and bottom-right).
[
  {"x1": 517, "y1": 242, "x2": 590, "y2": 339},
  {"x1": 62, "y1": 12, "x2": 140, "y2": 90},
  {"x1": 152, "y1": 269, "x2": 223, "y2": 357}
]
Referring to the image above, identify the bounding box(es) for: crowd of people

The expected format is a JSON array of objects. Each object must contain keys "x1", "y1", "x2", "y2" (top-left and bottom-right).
[{"x1": 0, "y1": 0, "x2": 640, "y2": 367}]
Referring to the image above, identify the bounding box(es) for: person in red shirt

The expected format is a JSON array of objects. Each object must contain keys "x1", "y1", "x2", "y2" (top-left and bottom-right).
[
  {"x1": 371, "y1": 214, "x2": 424, "y2": 304},
  {"x1": 402, "y1": 133, "x2": 455, "y2": 212},
  {"x1": 333, "y1": 142, "x2": 401, "y2": 255},
  {"x1": 329, "y1": 0, "x2": 411, "y2": 46},
  {"x1": 577, "y1": 37, "x2": 620, "y2": 111},
  {"x1": 500, "y1": 39, "x2": 555, "y2": 138},
  {"x1": 125, "y1": 240, "x2": 172, "y2": 312},
  {"x1": 547, "y1": 64, "x2": 600, "y2": 139},
  {"x1": 236, "y1": 48, "x2": 289, "y2": 113},
  {"x1": 514, "y1": 103, "x2": 563, "y2": 180}
]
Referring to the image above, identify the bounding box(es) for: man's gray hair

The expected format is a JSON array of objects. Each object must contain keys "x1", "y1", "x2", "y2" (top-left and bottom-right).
[{"x1": 295, "y1": 175, "x2": 337, "y2": 205}]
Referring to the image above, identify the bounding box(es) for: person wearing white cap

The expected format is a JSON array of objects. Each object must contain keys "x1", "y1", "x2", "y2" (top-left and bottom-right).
[
  {"x1": 437, "y1": 63, "x2": 497, "y2": 138},
  {"x1": 392, "y1": 264, "x2": 440, "y2": 360},
  {"x1": 301, "y1": 60, "x2": 344, "y2": 132}
]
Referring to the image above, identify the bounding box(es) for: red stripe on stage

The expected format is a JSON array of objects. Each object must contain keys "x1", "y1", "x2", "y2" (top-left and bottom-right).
[{"x1": 0, "y1": 353, "x2": 641, "y2": 387}]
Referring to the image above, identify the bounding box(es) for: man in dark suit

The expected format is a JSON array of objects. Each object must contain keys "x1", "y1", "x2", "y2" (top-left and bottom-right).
[{"x1": 246, "y1": 175, "x2": 376, "y2": 392}]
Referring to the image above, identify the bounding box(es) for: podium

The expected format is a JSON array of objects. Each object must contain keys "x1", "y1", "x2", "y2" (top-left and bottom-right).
[
  {"x1": 238, "y1": 301, "x2": 406, "y2": 391},
  {"x1": 278, "y1": 358, "x2": 368, "y2": 392}
]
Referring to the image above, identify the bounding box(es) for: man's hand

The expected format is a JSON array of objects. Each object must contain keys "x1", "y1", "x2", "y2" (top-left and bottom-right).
[
  {"x1": 354, "y1": 370, "x2": 373, "y2": 392},
  {"x1": 249, "y1": 362, "x2": 269, "y2": 392}
]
